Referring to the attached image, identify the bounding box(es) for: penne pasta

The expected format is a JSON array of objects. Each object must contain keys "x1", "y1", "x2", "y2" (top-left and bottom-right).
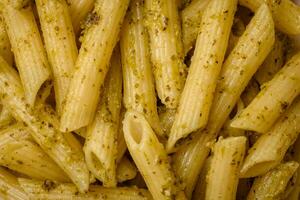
[
  {"x1": 36, "y1": 0, "x2": 78, "y2": 115},
  {"x1": 1, "y1": 2, "x2": 51, "y2": 106},
  {"x1": 120, "y1": 0, "x2": 162, "y2": 135},
  {"x1": 167, "y1": 0, "x2": 238, "y2": 152},
  {"x1": 145, "y1": 0, "x2": 187, "y2": 109},
  {"x1": 192, "y1": 156, "x2": 212, "y2": 200},
  {"x1": 231, "y1": 52, "x2": 300, "y2": 133},
  {"x1": 0, "y1": 56, "x2": 89, "y2": 192},
  {"x1": 68, "y1": 0, "x2": 95, "y2": 35},
  {"x1": 60, "y1": 0, "x2": 130, "y2": 132},
  {"x1": 117, "y1": 157, "x2": 137, "y2": 183},
  {"x1": 18, "y1": 178, "x2": 152, "y2": 200},
  {"x1": 254, "y1": 33, "x2": 286, "y2": 85},
  {"x1": 205, "y1": 137, "x2": 246, "y2": 200},
  {"x1": 123, "y1": 110, "x2": 185, "y2": 200},
  {"x1": 0, "y1": 123, "x2": 70, "y2": 182},
  {"x1": 172, "y1": 4, "x2": 274, "y2": 197},
  {"x1": 0, "y1": 16, "x2": 13, "y2": 66},
  {"x1": 0, "y1": 167, "x2": 28, "y2": 200},
  {"x1": 239, "y1": 0, "x2": 300, "y2": 35},
  {"x1": 240, "y1": 97, "x2": 300, "y2": 178},
  {"x1": 84, "y1": 48, "x2": 122, "y2": 187},
  {"x1": 247, "y1": 161, "x2": 299, "y2": 200},
  {"x1": 287, "y1": 137, "x2": 300, "y2": 200},
  {"x1": 180, "y1": 0, "x2": 210, "y2": 54}
]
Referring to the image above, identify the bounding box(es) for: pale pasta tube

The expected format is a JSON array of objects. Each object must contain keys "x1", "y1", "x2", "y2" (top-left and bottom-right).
[
  {"x1": 239, "y1": 0, "x2": 300, "y2": 35},
  {"x1": 231, "y1": 52, "x2": 300, "y2": 133},
  {"x1": 205, "y1": 137, "x2": 246, "y2": 200},
  {"x1": 254, "y1": 33, "x2": 286, "y2": 85},
  {"x1": 2, "y1": 2, "x2": 50, "y2": 106},
  {"x1": 60, "y1": 0, "x2": 130, "y2": 132},
  {"x1": 145, "y1": 0, "x2": 187, "y2": 109},
  {"x1": 120, "y1": 0, "x2": 162, "y2": 135},
  {"x1": 0, "y1": 123, "x2": 70, "y2": 182},
  {"x1": 18, "y1": 178, "x2": 152, "y2": 200},
  {"x1": 172, "y1": 133, "x2": 211, "y2": 199},
  {"x1": 287, "y1": 137, "x2": 300, "y2": 200},
  {"x1": 116, "y1": 157, "x2": 137, "y2": 183},
  {"x1": 247, "y1": 161, "x2": 299, "y2": 200},
  {"x1": 181, "y1": 0, "x2": 210, "y2": 54},
  {"x1": 0, "y1": 56, "x2": 89, "y2": 192},
  {"x1": 240, "y1": 97, "x2": 300, "y2": 178},
  {"x1": 84, "y1": 48, "x2": 122, "y2": 187},
  {"x1": 68, "y1": 0, "x2": 95, "y2": 35},
  {"x1": 0, "y1": 16, "x2": 13, "y2": 66},
  {"x1": 123, "y1": 110, "x2": 185, "y2": 200},
  {"x1": 0, "y1": 167, "x2": 28, "y2": 200},
  {"x1": 192, "y1": 156, "x2": 212, "y2": 200},
  {"x1": 36, "y1": 0, "x2": 78, "y2": 115},
  {"x1": 167, "y1": 0, "x2": 238, "y2": 152},
  {"x1": 172, "y1": 4, "x2": 273, "y2": 196}
]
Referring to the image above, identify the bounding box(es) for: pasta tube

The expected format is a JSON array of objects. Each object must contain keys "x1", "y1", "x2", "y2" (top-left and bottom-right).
[
  {"x1": 18, "y1": 178, "x2": 152, "y2": 200},
  {"x1": 0, "y1": 123, "x2": 70, "y2": 182},
  {"x1": 0, "y1": 16, "x2": 12, "y2": 66},
  {"x1": 116, "y1": 109, "x2": 127, "y2": 163},
  {"x1": 60, "y1": 0, "x2": 130, "y2": 132},
  {"x1": 0, "y1": 167, "x2": 28, "y2": 200},
  {"x1": 145, "y1": 0, "x2": 187, "y2": 109},
  {"x1": 172, "y1": 4, "x2": 274, "y2": 197},
  {"x1": 120, "y1": 0, "x2": 162, "y2": 135},
  {"x1": 36, "y1": 0, "x2": 78, "y2": 115},
  {"x1": 181, "y1": 0, "x2": 210, "y2": 54},
  {"x1": 116, "y1": 157, "x2": 137, "y2": 183},
  {"x1": 123, "y1": 110, "x2": 185, "y2": 200},
  {"x1": 0, "y1": 56, "x2": 89, "y2": 192},
  {"x1": 84, "y1": 48, "x2": 122, "y2": 187},
  {"x1": 247, "y1": 161, "x2": 299, "y2": 200},
  {"x1": 159, "y1": 108, "x2": 176, "y2": 136},
  {"x1": 239, "y1": 0, "x2": 300, "y2": 35},
  {"x1": 254, "y1": 33, "x2": 286, "y2": 85},
  {"x1": 205, "y1": 137, "x2": 247, "y2": 200},
  {"x1": 240, "y1": 97, "x2": 300, "y2": 178},
  {"x1": 68, "y1": 0, "x2": 95, "y2": 35},
  {"x1": 287, "y1": 137, "x2": 300, "y2": 200},
  {"x1": 167, "y1": 0, "x2": 238, "y2": 152},
  {"x1": 231, "y1": 52, "x2": 300, "y2": 133},
  {"x1": 192, "y1": 157, "x2": 212, "y2": 200},
  {"x1": 1, "y1": 2, "x2": 50, "y2": 106}
]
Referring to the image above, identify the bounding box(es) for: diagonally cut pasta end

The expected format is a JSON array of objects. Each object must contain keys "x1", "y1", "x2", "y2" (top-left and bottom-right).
[{"x1": 240, "y1": 160, "x2": 279, "y2": 178}]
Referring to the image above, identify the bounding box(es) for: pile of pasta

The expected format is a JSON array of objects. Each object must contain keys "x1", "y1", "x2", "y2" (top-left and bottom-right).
[{"x1": 1, "y1": 0, "x2": 300, "y2": 199}]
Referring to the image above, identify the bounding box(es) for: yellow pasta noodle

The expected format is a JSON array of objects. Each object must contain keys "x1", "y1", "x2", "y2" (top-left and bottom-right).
[
  {"x1": 60, "y1": 0, "x2": 130, "y2": 132},
  {"x1": 123, "y1": 110, "x2": 185, "y2": 200},
  {"x1": 247, "y1": 161, "x2": 299, "y2": 200},
  {"x1": 231, "y1": 52, "x2": 300, "y2": 133},
  {"x1": 240, "y1": 97, "x2": 300, "y2": 178},
  {"x1": 1, "y1": 2, "x2": 51, "y2": 106},
  {"x1": 84, "y1": 48, "x2": 122, "y2": 187},
  {"x1": 36, "y1": 0, "x2": 78, "y2": 115},
  {"x1": 145, "y1": 0, "x2": 187, "y2": 109},
  {"x1": 167, "y1": 0, "x2": 238, "y2": 152},
  {"x1": 120, "y1": 0, "x2": 162, "y2": 135},
  {"x1": 0, "y1": 56, "x2": 89, "y2": 192}
]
